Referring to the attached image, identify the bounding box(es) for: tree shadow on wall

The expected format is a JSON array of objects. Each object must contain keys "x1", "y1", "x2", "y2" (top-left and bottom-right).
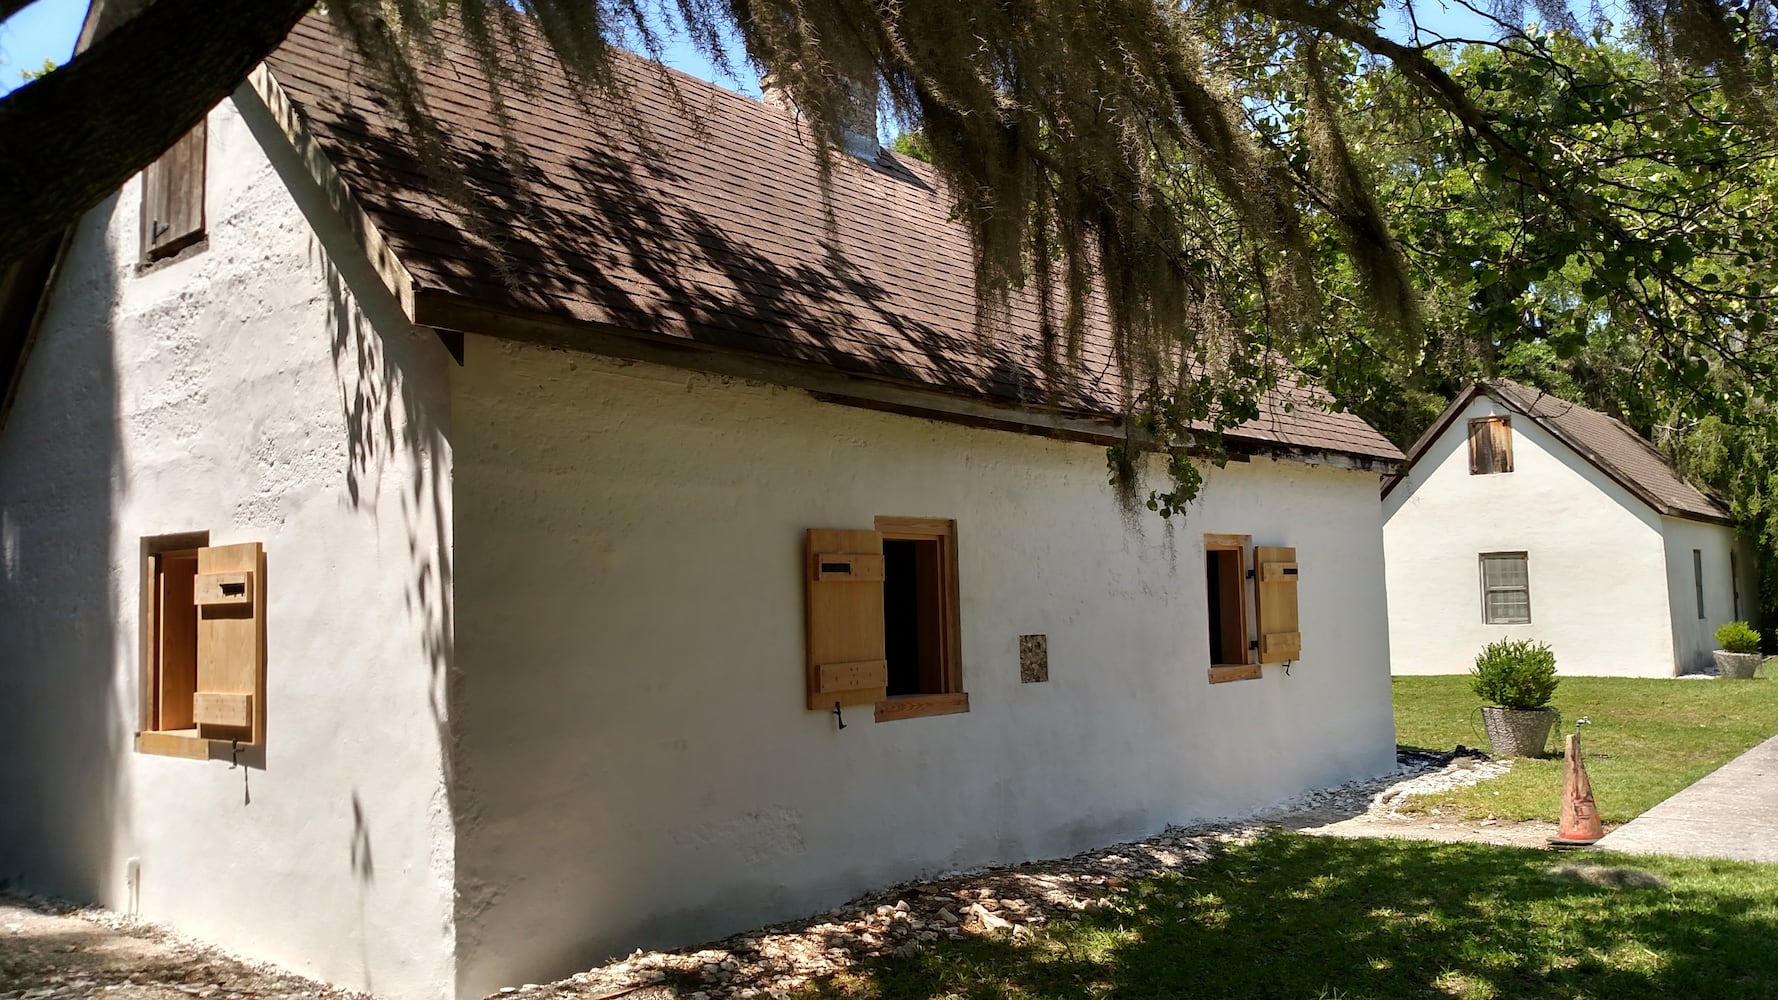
[{"x1": 0, "y1": 198, "x2": 124, "y2": 907}]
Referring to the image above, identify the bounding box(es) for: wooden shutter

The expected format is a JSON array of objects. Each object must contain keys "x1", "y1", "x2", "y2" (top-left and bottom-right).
[
  {"x1": 1255, "y1": 546, "x2": 1301, "y2": 663},
  {"x1": 805, "y1": 529, "x2": 888, "y2": 709},
  {"x1": 1490, "y1": 416, "x2": 1513, "y2": 472},
  {"x1": 1469, "y1": 417, "x2": 1512, "y2": 473},
  {"x1": 193, "y1": 541, "x2": 264, "y2": 742},
  {"x1": 1468, "y1": 419, "x2": 1494, "y2": 474},
  {"x1": 140, "y1": 121, "x2": 207, "y2": 260}
]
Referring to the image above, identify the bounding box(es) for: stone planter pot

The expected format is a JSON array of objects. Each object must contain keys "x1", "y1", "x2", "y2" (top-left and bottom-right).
[
  {"x1": 1714, "y1": 650, "x2": 1763, "y2": 679},
  {"x1": 1480, "y1": 706, "x2": 1558, "y2": 758}
]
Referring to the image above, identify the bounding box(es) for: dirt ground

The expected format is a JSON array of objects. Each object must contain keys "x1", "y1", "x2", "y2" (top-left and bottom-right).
[
  {"x1": 0, "y1": 749, "x2": 1565, "y2": 1000},
  {"x1": 0, "y1": 898, "x2": 370, "y2": 1000}
]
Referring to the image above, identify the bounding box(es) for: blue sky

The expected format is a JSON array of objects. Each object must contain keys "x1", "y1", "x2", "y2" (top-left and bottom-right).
[{"x1": 0, "y1": 0, "x2": 1504, "y2": 100}]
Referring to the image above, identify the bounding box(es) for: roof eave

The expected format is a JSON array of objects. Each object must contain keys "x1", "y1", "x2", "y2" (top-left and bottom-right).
[
  {"x1": 246, "y1": 65, "x2": 419, "y2": 322},
  {"x1": 1380, "y1": 384, "x2": 1483, "y2": 500},
  {"x1": 411, "y1": 288, "x2": 1403, "y2": 470},
  {"x1": 1383, "y1": 380, "x2": 1734, "y2": 524}
]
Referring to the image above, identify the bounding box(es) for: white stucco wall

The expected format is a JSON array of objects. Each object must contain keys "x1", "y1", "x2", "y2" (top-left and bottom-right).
[
  {"x1": 450, "y1": 340, "x2": 1397, "y2": 996},
  {"x1": 1662, "y1": 516, "x2": 1759, "y2": 673},
  {"x1": 1383, "y1": 395, "x2": 1677, "y2": 676},
  {"x1": 0, "y1": 91, "x2": 457, "y2": 998}
]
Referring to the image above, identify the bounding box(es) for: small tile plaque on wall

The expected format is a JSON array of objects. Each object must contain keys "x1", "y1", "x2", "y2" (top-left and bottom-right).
[{"x1": 1020, "y1": 634, "x2": 1049, "y2": 683}]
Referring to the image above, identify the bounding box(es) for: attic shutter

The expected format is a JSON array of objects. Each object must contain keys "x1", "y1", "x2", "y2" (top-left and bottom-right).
[
  {"x1": 141, "y1": 121, "x2": 207, "y2": 260},
  {"x1": 1255, "y1": 546, "x2": 1301, "y2": 663},
  {"x1": 193, "y1": 541, "x2": 263, "y2": 742},
  {"x1": 1489, "y1": 416, "x2": 1513, "y2": 472},
  {"x1": 805, "y1": 529, "x2": 888, "y2": 709},
  {"x1": 1468, "y1": 419, "x2": 1494, "y2": 474}
]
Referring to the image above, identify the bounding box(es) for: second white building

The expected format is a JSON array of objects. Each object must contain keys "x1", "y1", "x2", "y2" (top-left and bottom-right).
[{"x1": 1384, "y1": 379, "x2": 1755, "y2": 677}]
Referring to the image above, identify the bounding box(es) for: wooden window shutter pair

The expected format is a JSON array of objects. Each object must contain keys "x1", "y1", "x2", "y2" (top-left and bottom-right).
[
  {"x1": 804, "y1": 529, "x2": 889, "y2": 708},
  {"x1": 1254, "y1": 546, "x2": 1301, "y2": 664},
  {"x1": 140, "y1": 121, "x2": 207, "y2": 261},
  {"x1": 151, "y1": 541, "x2": 265, "y2": 745},
  {"x1": 1468, "y1": 417, "x2": 1513, "y2": 474}
]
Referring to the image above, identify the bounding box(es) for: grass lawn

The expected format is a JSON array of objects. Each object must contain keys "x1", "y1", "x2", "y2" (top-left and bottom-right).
[
  {"x1": 1393, "y1": 674, "x2": 1778, "y2": 823},
  {"x1": 795, "y1": 834, "x2": 1778, "y2": 1000}
]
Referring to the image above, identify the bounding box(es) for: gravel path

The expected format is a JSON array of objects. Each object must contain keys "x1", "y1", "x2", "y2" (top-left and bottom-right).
[
  {"x1": 1, "y1": 748, "x2": 1552, "y2": 1000},
  {"x1": 0, "y1": 898, "x2": 369, "y2": 1000},
  {"x1": 1279, "y1": 747, "x2": 1561, "y2": 849}
]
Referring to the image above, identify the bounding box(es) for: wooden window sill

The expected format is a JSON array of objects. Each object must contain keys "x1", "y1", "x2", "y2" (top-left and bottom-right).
[
  {"x1": 875, "y1": 692, "x2": 970, "y2": 723},
  {"x1": 1208, "y1": 664, "x2": 1261, "y2": 684},
  {"x1": 135, "y1": 730, "x2": 259, "y2": 764}
]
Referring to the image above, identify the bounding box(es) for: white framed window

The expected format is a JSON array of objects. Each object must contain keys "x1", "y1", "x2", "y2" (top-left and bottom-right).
[{"x1": 1480, "y1": 552, "x2": 1530, "y2": 624}]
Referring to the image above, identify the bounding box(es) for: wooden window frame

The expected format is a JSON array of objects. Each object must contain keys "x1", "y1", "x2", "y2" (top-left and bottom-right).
[
  {"x1": 136, "y1": 532, "x2": 267, "y2": 763},
  {"x1": 1204, "y1": 533, "x2": 1258, "y2": 684},
  {"x1": 872, "y1": 516, "x2": 968, "y2": 722},
  {"x1": 1479, "y1": 552, "x2": 1531, "y2": 625},
  {"x1": 1468, "y1": 416, "x2": 1514, "y2": 475}
]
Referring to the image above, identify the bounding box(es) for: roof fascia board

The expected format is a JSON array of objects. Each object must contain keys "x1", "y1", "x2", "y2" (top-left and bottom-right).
[
  {"x1": 1503, "y1": 390, "x2": 1733, "y2": 525},
  {"x1": 1383, "y1": 381, "x2": 1732, "y2": 525},
  {"x1": 0, "y1": 0, "x2": 139, "y2": 434},
  {"x1": 0, "y1": 231, "x2": 75, "y2": 433},
  {"x1": 244, "y1": 64, "x2": 418, "y2": 322},
  {"x1": 1379, "y1": 384, "x2": 1481, "y2": 499},
  {"x1": 414, "y1": 289, "x2": 1401, "y2": 473}
]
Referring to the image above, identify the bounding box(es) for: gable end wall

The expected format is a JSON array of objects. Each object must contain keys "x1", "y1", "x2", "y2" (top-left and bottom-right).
[
  {"x1": 0, "y1": 91, "x2": 457, "y2": 999},
  {"x1": 1383, "y1": 395, "x2": 1675, "y2": 675}
]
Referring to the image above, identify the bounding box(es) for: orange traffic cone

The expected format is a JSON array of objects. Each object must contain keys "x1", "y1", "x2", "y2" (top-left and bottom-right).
[{"x1": 1549, "y1": 730, "x2": 1604, "y2": 846}]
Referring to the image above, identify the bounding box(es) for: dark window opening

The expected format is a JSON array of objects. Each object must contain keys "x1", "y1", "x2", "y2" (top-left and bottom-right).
[
  {"x1": 1694, "y1": 549, "x2": 1706, "y2": 619},
  {"x1": 1733, "y1": 552, "x2": 1742, "y2": 619},
  {"x1": 1206, "y1": 547, "x2": 1247, "y2": 665},
  {"x1": 883, "y1": 538, "x2": 945, "y2": 696},
  {"x1": 151, "y1": 548, "x2": 201, "y2": 732}
]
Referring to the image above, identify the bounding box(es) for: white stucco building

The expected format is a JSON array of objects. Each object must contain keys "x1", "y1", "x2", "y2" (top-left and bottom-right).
[
  {"x1": 1383, "y1": 379, "x2": 1754, "y2": 678},
  {"x1": 0, "y1": 10, "x2": 1404, "y2": 999}
]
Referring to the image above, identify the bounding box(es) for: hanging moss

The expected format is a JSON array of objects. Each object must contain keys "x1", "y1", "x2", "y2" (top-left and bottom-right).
[{"x1": 322, "y1": 0, "x2": 1778, "y2": 512}]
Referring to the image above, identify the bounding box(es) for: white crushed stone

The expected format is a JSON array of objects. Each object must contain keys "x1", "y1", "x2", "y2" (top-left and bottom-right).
[
  {"x1": 3, "y1": 751, "x2": 1514, "y2": 1000},
  {"x1": 1248, "y1": 746, "x2": 1507, "y2": 824},
  {"x1": 479, "y1": 750, "x2": 1508, "y2": 999}
]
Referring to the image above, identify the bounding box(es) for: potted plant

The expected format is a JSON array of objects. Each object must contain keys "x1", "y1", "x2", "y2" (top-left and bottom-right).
[
  {"x1": 1714, "y1": 622, "x2": 1763, "y2": 679},
  {"x1": 1471, "y1": 638, "x2": 1560, "y2": 757}
]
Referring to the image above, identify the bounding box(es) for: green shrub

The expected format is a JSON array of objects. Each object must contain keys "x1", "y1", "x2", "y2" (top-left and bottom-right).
[
  {"x1": 1716, "y1": 621, "x2": 1762, "y2": 654},
  {"x1": 1470, "y1": 639, "x2": 1559, "y2": 710}
]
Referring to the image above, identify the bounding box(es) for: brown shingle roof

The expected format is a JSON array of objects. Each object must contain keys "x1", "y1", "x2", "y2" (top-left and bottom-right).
[
  {"x1": 1486, "y1": 379, "x2": 1728, "y2": 523},
  {"x1": 262, "y1": 15, "x2": 1401, "y2": 465},
  {"x1": 1385, "y1": 379, "x2": 1729, "y2": 523}
]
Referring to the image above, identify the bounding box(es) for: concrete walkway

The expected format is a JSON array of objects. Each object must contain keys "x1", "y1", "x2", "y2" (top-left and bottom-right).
[{"x1": 1595, "y1": 733, "x2": 1778, "y2": 862}]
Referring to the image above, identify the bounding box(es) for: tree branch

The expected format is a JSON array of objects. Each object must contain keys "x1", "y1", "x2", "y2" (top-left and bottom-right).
[
  {"x1": 0, "y1": 0, "x2": 313, "y2": 265},
  {"x1": 1243, "y1": 0, "x2": 1644, "y2": 252},
  {"x1": 0, "y1": 0, "x2": 44, "y2": 25}
]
